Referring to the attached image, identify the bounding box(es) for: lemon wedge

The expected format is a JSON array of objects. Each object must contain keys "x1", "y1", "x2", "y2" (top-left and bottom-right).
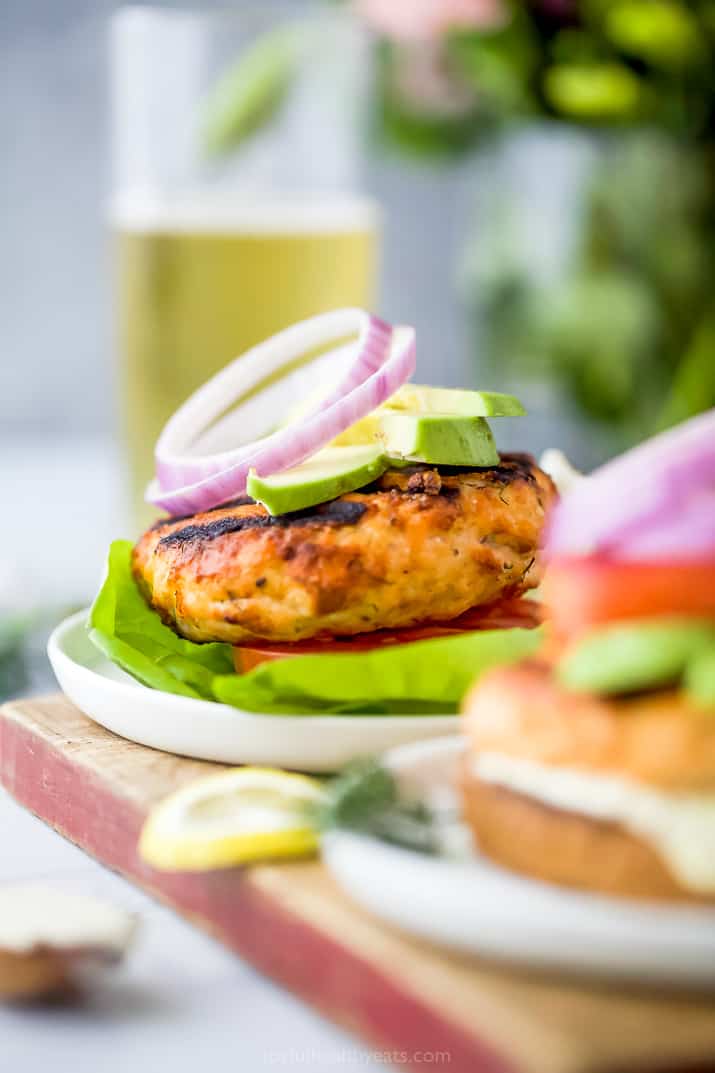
[{"x1": 138, "y1": 767, "x2": 325, "y2": 871}]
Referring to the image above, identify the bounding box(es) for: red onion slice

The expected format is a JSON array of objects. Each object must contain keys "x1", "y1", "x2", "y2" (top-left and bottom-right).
[
  {"x1": 147, "y1": 311, "x2": 415, "y2": 517},
  {"x1": 154, "y1": 309, "x2": 390, "y2": 491},
  {"x1": 546, "y1": 409, "x2": 715, "y2": 562},
  {"x1": 616, "y1": 490, "x2": 715, "y2": 559}
]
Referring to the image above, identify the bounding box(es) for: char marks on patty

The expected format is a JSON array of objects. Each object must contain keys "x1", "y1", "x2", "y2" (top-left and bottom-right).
[
  {"x1": 159, "y1": 499, "x2": 368, "y2": 548},
  {"x1": 133, "y1": 453, "x2": 556, "y2": 644},
  {"x1": 148, "y1": 495, "x2": 257, "y2": 532}
]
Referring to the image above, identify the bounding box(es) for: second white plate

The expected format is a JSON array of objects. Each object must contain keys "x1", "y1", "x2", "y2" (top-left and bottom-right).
[
  {"x1": 323, "y1": 737, "x2": 715, "y2": 987},
  {"x1": 47, "y1": 612, "x2": 458, "y2": 773}
]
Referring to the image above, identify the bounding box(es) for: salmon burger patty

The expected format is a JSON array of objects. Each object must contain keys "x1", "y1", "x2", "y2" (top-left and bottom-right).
[{"x1": 133, "y1": 453, "x2": 556, "y2": 645}]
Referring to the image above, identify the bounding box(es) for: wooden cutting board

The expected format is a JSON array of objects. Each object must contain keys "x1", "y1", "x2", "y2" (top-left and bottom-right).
[{"x1": 1, "y1": 694, "x2": 714, "y2": 1073}]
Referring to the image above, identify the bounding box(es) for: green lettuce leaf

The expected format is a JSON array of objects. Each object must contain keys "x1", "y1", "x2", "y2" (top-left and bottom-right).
[
  {"x1": 89, "y1": 541, "x2": 235, "y2": 699},
  {"x1": 88, "y1": 541, "x2": 542, "y2": 715}
]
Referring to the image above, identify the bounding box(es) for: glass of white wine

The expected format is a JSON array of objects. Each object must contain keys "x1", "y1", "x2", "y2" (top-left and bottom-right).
[{"x1": 110, "y1": 5, "x2": 380, "y2": 529}]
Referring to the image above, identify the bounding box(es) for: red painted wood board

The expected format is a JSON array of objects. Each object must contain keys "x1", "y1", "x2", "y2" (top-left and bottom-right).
[{"x1": 1, "y1": 694, "x2": 714, "y2": 1073}]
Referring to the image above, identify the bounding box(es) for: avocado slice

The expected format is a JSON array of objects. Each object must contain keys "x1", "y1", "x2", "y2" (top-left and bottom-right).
[
  {"x1": 249, "y1": 411, "x2": 501, "y2": 514},
  {"x1": 384, "y1": 385, "x2": 526, "y2": 417},
  {"x1": 558, "y1": 618, "x2": 715, "y2": 696},
  {"x1": 247, "y1": 445, "x2": 388, "y2": 516},
  {"x1": 334, "y1": 411, "x2": 500, "y2": 466},
  {"x1": 685, "y1": 644, "x2": 715, "y2": 707},
  {"x1": 333, "y1": 385, "x2": 525, "y2": 448},
  {"x1": 379, "y1": 413, "x2": 499, "y2": 467},
  {"x1": 331, "y1": 413, "x2": 383, "y2": 447}
]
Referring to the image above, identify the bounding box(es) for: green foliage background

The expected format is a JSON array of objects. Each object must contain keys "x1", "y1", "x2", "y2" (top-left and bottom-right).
[
  {"x1": 204, "y1": 0, "x2": 715, "y2": 443},
  {"x1": 369, "y1": 0, "x2": 715, "y2": 442}
]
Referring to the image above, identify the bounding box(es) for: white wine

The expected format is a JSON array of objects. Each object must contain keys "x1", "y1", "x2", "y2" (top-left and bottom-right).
[{"x1": 113, "y1": 195, "x2": 379, "y2": 529}]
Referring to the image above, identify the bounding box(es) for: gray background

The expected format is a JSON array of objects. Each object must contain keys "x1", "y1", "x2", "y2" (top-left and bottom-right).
[{"x1": 1, "y1": 0, "x2": 476, "y2": 442}]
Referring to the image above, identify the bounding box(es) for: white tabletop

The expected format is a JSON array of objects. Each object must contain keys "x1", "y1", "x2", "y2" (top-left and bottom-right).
[{"x1": 0, "y1": 439, "x2": 383, "y2": 1071}]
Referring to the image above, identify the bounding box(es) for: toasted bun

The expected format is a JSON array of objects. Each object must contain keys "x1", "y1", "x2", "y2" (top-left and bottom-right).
[{"x1": 459, "y1": 763, "x2": 714, "y2": 904}]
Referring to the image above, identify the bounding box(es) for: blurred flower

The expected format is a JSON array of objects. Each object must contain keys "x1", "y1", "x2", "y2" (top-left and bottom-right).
[
  {"x1": 354, "y1": 0, "x2": 507, "y2": 41},
  {"x1": 392, "y1": 40, "x2": 478, "y2": 116}
]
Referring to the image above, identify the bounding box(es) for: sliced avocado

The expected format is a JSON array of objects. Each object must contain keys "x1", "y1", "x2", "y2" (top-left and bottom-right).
[
  {"x1": 247, "y1": 445, "x2": 388, "y2": 516},
  {"x1": 558, "y1": 618, "x2": 715, "y2": 696},
  {"x1": 333, "y1": 411, "x2": 500, "y2": 466},
  {"x1": 383, "y1": 385, "x2": 526, "y2": 417},
  {"x1": 333, "y1": 386, "x2": 524, "y2": 447},
  {"x1": 685, "y1": 644, "x2": 715, "y2": 707},
  {"x1": 331, "y1": 413, "x2": 383, "y2": 447},
  {"x1": 379, "y1": 413, "x2": 499, "y2": 467}
]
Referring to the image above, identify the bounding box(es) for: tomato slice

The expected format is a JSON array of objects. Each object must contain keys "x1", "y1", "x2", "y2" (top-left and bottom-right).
[
  {"x1": 543, "y1": 556, "x2": 715, "y2": 643},
  {"x1": 233, "y1": 597, "x2": 542, "y2": 673}
]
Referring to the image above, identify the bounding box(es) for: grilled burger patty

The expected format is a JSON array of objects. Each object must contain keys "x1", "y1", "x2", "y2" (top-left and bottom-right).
[
  {"x1": 462, "y1": 660, "x2": 715, "y2": 791},
  {"x1": 133, "y1": 453, "x2": 556, "y2": 644}
]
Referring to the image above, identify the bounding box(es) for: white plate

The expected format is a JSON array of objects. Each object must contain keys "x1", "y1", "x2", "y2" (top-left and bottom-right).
[
  {"x1": 47, "y1": 612, "x2": 458, "y2": 773},
  {"x1": 323, "y1": 737, "x2": 715, "y2": 987}
]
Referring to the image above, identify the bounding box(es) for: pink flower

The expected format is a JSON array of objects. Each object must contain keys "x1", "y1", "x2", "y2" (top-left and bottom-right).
[
  {"x1": 391, "y1": 40, "x2": 479, "y2": 116},
  {"x1": 354, "y1": 0, "x2": 507, "y2": 41}
]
